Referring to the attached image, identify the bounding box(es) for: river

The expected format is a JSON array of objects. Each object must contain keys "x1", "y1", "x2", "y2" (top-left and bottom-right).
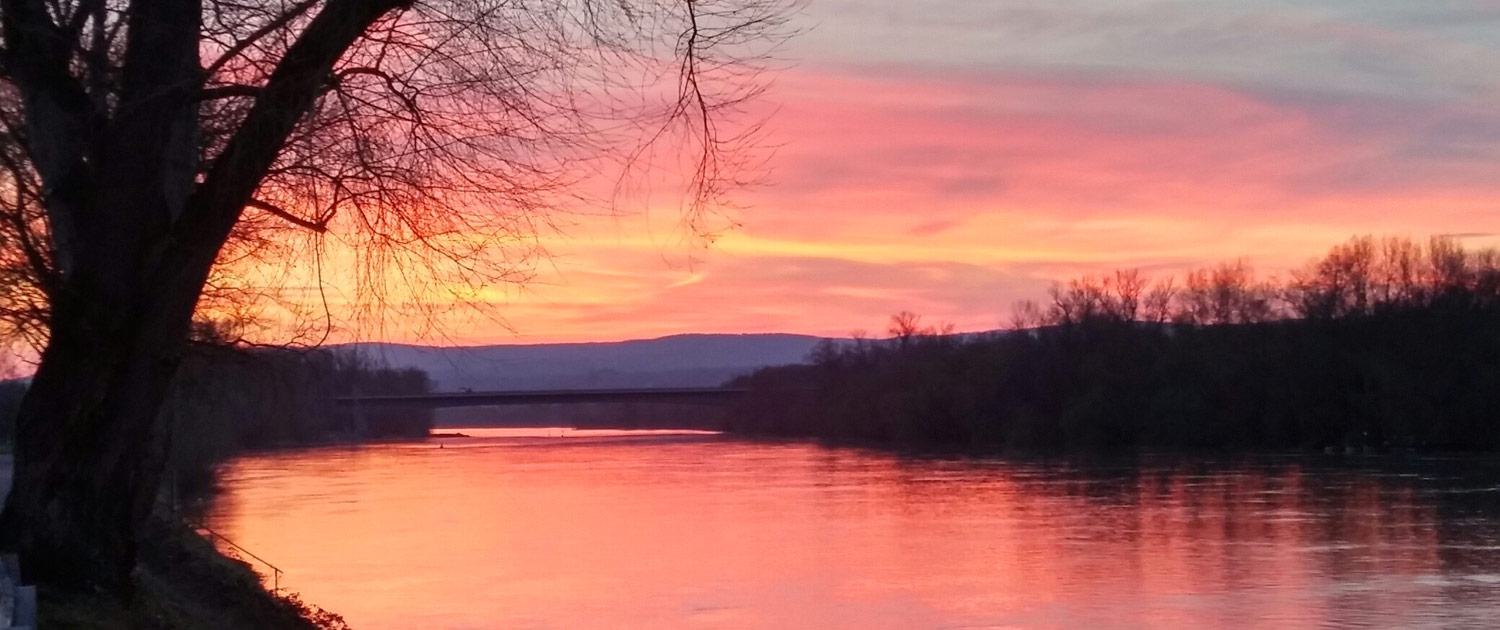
[{"x1": 204, "y1": 429, "x2": 1500, "y2": 629}]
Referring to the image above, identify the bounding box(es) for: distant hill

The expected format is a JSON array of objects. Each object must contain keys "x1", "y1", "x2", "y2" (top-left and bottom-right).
[{"x1": 342, "y1": 333, "x2": 832, "y2": 391}]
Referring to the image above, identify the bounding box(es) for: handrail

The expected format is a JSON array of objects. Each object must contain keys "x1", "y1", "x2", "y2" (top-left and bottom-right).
[
  {"x1": 190, "y1": 522, "x2": 284, "y2": 593},
  {"x1": 164, "y1": 467, "x2": 285, "y2": 594}
]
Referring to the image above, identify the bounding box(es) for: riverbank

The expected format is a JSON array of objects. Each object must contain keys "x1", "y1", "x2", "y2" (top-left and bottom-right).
[
  {"x1": 728, "y1": 310, "x2": 1500, "y2": 453},
  {"x1": 730, "y1": 237, "x2": 1500, "y2": 453},
  {"x1": 1, "y1": 456, "x2": 342, "y2": 629},
  {"x1": 43, "y1": 520, "x2": 346, "y2": 630}
]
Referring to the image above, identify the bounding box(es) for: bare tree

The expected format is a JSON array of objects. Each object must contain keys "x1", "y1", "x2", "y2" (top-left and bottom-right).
[
  {"x1": 0, "y1": 0, "x2": 791, "y2": 590},
  {"x1": 889, "y1": 310, "x2": 925, "y2": 343},
  {"x1": 1008, "y1": 299, "x2": 1043, "y2": 330},
  {"x1": 1142, "y1": 276, "x2": 1177, "y2": 324},
  {"x1": 1047, "y1": 275, "x2": 1109, "y2": 325},
  {"x1": 1289, "y1": 235, "x2": 1441, "y2": 318},
  {"x1": 1377, "y1": 236, "x2": 1423, "y2": 307},
  {"x1": 1107, "y1": 268, "x2": 1146, "y2": 321},
  {"x1": 1178, "y1": 260, "x2": 1276, "y2": 325},
  {"x1": 1429, "y1": 235, "x2": 1470, "y2": 291}
]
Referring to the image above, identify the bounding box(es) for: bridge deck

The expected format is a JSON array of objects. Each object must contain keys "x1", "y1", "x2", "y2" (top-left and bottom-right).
[{"x1": 335, "y1": 387, "x2": 748, "y2": 408}]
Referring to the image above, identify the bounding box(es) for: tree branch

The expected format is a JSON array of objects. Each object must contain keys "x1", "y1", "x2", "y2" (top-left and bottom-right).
[
  {"x1": 166, "y1": 0, "x2": 412, "y2": 290},
  {"x1": 202, "y1": 0, "x2": 320, "y2": 78},
  {"x1": 199, "y1": 84, "x2": 262, "y2": 101},
  {"x1": 1, "y1": 0, "x2": 94, "y2": 274},
  {"x1": 248, "y1": 198, "x2": 327, "y2": 233}
]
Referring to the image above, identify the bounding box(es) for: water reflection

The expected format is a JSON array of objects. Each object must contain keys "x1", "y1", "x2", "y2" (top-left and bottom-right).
[{"x1": 206, "y1": 433, "x2": 1500, "y2": 629}]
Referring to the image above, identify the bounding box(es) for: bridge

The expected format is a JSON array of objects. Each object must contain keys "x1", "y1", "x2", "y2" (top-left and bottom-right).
[{"x1": 334, "y1": 386, "x2": 749, "y2": 408}]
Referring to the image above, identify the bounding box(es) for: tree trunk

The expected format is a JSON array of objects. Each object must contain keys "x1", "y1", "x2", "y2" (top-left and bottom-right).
[
  {"x1": 0, "y1": 282, "x2": 198, "y2": 591},
  {"x1": 0, "y1": 0, "x2": 206, "y2": 591},
  {"x1": 0, "y1": 0, "x2": 408, "y2": 592}
]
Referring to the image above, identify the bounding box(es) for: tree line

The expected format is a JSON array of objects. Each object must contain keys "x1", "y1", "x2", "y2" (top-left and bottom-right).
[
  {"x1": 2, "y1": 330, "x2": 433, "y2": 496},
  {"x1": 728, "y1": 235, "x2": 1500, "y2": 452},
  {"x1": 166, "y1": 339, "x2": 433, "y2": 497}
]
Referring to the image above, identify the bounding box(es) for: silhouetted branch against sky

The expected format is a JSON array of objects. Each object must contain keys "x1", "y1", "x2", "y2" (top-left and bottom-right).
[{"x1": 0, "y1": 0, "x2": 797, "y2": 349}]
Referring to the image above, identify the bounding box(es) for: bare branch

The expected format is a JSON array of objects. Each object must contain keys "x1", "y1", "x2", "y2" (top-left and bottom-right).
[
  {"x1": 1, "y1": 0, "x2": 94, "y2": 272},
  {"x1": 180, "y1": 0, "x2": 414, "y2": 269},
  {"x1": 2, "y1": 0, "x2": 796, "y2": 347},
  {"x1": 248, "y1": 197, "x2": 327, "y2": 233},
  {"x1": 199, "y1": 84, "x2": 261, "y2": 101},
  {"x1": 202, "y1": 0, "x2": 320, "y2": 78}
]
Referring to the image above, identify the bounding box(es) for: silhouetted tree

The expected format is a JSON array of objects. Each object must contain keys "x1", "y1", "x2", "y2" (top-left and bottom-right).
[
  {"x1": 1178, "y1": 260, "x2": 1277, "y2": 325},
  {"x1": 733, "y1": 235, "x2": 1500, "y2": 455},
  {"x1": 1108, "y1": 269, "x2": 1146, "y2": 321},
  {"x1": 1009, "y1": 299, "x2": 1044, "y2": 330},
  {"x1": 889, "y1": 310, "x2": 925, "y2": 342},
  {"x1": 1142, "y1": 276, "x2": 1177, "y2": 324},
  {"x1": 0, "y1": 0, "x2": 790, "y2": 590}
]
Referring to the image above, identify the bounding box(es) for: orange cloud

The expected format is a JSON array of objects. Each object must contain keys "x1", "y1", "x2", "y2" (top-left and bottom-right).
[{"x1": 235, "y1": 64, "x2": 1500, "y2": 345}]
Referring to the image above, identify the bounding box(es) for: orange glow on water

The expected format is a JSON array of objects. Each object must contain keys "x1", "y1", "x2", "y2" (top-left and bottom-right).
[{"x1": 205, "y1": 436, "x2": 1500, "y2": 629}]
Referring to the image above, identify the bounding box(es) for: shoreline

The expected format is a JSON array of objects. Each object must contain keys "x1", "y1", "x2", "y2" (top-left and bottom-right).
[{"x1": 0, "y1": 452, "x2": 342, "y2": 629}]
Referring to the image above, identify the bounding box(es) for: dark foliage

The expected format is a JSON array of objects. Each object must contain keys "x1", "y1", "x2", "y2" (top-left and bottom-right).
[
  {"x1": 729, "y1": 236, "x2": 1500, "y2": 452},
  {"x1": 40, "y1": 518, "x2": 345, "y2": 629},
  {"x1": 2, "y1": 340, "x2": 431, "y2": 490},
  {"x1": 162, "y1": 340, "x2": 433, "y2": 496}
]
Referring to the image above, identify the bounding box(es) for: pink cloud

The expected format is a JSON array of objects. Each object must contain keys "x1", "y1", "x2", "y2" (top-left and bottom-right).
[
  {"x1": 749, "y1": 65, "x2": 1500, "y2": 227},
  {"x1": 276, "y1": 64, "x2": 1500, "y2": 345}
]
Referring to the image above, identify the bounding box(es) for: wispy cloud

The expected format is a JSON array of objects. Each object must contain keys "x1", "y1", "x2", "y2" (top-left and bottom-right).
[{"x1": 256, "y1": 2, "x2": 1500, "y2": 344}]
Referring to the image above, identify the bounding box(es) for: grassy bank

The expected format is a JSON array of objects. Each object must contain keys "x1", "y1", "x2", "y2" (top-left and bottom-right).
[
  {"x1": 38, "y1": 519, "x2": 345, "y2": 629},
  {"x1": 2, "y1": 341, "x2": 434, "y2": 627}
]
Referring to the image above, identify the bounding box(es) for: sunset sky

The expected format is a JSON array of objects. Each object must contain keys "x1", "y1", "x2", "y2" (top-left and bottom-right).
[{"x1": 331, "y1": 1, "x2": 1500, "y2": 344}]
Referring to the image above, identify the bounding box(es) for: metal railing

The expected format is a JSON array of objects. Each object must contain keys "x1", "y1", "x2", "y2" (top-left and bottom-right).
[
  {"x1": 190, "y1": 522, "x2": 284, "y2": 594},
  {"x1": 165, "y1": 465, "x2": 285, "y2": 594}
]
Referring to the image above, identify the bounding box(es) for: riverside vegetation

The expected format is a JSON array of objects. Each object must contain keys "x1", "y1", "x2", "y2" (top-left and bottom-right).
[
  {"x1": 161, "y1": 329, "x2": 434, "y2": 497},
  {"x1": 1, "y1": 334, "x2": 431, "y2": 628},
  {"x1": 730, "y1": 236, "x2": 1500, "y2": 452}
]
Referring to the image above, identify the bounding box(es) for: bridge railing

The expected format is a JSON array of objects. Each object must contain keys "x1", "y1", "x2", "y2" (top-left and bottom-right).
[{"x1": 335, "y1": 386, "x2": 750, "y2": 408}]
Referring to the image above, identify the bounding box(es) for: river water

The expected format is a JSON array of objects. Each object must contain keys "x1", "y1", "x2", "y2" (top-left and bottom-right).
[{"x1": 204, "y1": 429, "x2": 1500, "y2": 629}]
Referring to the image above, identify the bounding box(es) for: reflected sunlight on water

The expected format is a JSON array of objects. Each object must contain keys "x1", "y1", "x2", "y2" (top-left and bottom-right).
[{"x1": 205, "y1": 432, "x2": 1500, "y2": 629}]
